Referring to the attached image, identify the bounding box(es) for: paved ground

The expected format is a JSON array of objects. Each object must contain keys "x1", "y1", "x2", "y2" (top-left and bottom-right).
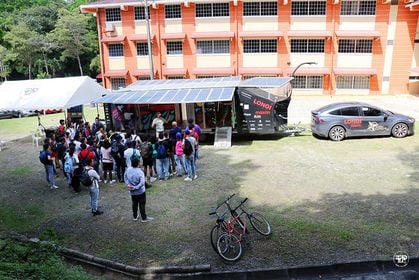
[{"x1": 288, "y1": 94, "x2": 419, "y2": 125}]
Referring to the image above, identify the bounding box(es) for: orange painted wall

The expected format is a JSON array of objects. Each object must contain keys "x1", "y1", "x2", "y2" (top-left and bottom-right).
[
  {"x1": 182, "y1": 4, "x2": 197, "y2": 79},
  {"x1": 93, "y1": 2, "x2": 418, "y2": 94},
  {"x1": 390, "y1": 2, "x2": 418, "y2": 94}
]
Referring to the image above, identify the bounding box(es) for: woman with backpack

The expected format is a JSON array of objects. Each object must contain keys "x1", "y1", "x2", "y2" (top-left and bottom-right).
[{"x1": 64, "y1": 145, "x2": 79, "y2": 190}]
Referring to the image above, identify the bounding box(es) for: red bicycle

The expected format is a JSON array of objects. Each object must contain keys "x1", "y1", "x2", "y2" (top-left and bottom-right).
[{"x1": 209, "y1": 194, "x2": 272, "y2": 261}]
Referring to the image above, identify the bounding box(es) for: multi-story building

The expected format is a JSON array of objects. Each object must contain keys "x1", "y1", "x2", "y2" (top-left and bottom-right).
[{"x1": 81, "y1": 0, "x2": 419, "y2": 95}]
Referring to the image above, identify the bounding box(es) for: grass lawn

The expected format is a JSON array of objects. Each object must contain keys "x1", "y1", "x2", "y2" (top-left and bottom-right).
[{"x1": 0, "y1": 120, "x2": 417, "y2": 271}]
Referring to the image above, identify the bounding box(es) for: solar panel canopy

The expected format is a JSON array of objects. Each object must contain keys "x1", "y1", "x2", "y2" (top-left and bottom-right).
[{"x1": 93, "y1": 76, "x2": 293, "y2": 105}]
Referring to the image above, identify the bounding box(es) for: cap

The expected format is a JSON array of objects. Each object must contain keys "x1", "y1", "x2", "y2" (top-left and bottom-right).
[
  {"x1": 176, "y1": 132, "x2": 182, "y2": 138},
  {"x1": 185, "y1": 130, "x2": 191, "y2": 135}
]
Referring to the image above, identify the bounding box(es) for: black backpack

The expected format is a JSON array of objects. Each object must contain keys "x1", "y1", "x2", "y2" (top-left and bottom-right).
[
  {"x1": 79, "y1": 168, "x2": 93, "y2": 186},
  {"x1": 183, "y1": 139, "x2": 193, "y2": 156},
  {"x1": 39, "y1": 150, "x2": 49, "y2": 165},
  {"x1": 157, "y1": 142, "x2": 167, "y2": 158},
  {"x1": 111, "y1": 141, "x2": 120, "y2": 159}
]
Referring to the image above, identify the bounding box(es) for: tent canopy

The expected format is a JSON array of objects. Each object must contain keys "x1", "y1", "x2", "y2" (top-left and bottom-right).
[
  {"x1": 93, "y1": 76, "x2": 293, "y2": 105},
  {"x1": 0, "y1": 76, "x2": 107, "y2": 111}
]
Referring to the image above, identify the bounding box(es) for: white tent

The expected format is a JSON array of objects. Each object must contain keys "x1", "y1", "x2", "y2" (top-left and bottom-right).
[{"x1": 0, "y1": 76, "x2": 108, "y2": 111}]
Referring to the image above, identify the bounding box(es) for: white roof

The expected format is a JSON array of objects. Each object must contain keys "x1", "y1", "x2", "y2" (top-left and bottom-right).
[{"x1": 0, "y1": 76, "x2": 107, "y2": 111}]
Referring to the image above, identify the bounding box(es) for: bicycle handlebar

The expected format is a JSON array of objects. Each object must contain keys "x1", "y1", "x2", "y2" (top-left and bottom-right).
[
  {"x1": 232, "y1": 197, "x2": 248, "y2": 213},
  {"x1": 209, "y1": 193, "x2": 236, "y2": 215}
]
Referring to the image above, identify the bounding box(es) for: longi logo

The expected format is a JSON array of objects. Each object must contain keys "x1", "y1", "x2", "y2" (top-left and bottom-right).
[{"x1": 393, "y1": 251, "x2": 409, "y2": 267}]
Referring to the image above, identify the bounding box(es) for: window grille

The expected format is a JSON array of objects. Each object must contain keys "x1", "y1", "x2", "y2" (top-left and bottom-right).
[
  {"x1": 243, "y1": 39, "x2": 277, "y2": 53},
  {"x1": 137, "y1": 76, "x2": 151, "y2": 80},
  {"x1": 109, "y1": 44, "x2": 124, "y2": 57},
  {"x1": 196, "y1": 40, "x2": 230, "y2": 54},
  {"x1": 243, "y1": 2, "x2": 277, "y2": 16},
  {"x1": 167, "y1": 75, "x2": 184, "y2": 79},
  {"x1": 291, "y1": 76, "x2": 323, "y2": 88},
  {"x1": 341, "y1": 0, "x2": 376, "y2": 15},
  {"x1": 291, "y1": 1, "x2": 326, "y2": 16},
  {"x1": 336, "y1": 75, "x2": 370, "y2": 89},
  {"x1": 167, "y1": 41, "x2": 183, "y2": 55},
  {"x1": 165, "y1": 5, "x2": 181, "y2": 19},
  {"x1": 290, "y1": 39, "x2": 324, "y2": 53},
  {"x1": 136, "y1": 42, "x2": 149, "y2": 56},
  {"x1": 134, "y1": 6, "x2": 151, "y2": 20},
  {"x1": 111, "y1": 78, "x2": 126, "y2": 90},
  {"x1": 106, "y1": 8, "x2": 121, "y2": 22},
  {"x1": 338, "y1": 39, "x2": 372, "y2": 53},
  {"x1": 196, "y1": 3, "x2": 229, "y2": 17}
]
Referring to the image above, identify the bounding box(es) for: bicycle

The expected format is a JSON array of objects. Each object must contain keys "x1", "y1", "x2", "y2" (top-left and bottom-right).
[{"x1": 209, "y1": 194, "x2": 272, "y2": 261}]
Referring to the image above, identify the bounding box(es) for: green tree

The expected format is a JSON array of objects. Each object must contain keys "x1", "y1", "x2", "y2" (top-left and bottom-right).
[
  {"x1": 4, "y1": 22, "x2": 41, "y2": 79},
  {"x1": 52, "y1": 9, "x2": 93, "y2": 76},
  {"x1": 0, "y1": 46, "x2": 11, "y2": 81}
]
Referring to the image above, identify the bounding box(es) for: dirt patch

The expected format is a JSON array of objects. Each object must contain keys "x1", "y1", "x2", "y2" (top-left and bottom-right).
[{"x1": 0, "y1": 133, "x2": 418, "y2": 271}]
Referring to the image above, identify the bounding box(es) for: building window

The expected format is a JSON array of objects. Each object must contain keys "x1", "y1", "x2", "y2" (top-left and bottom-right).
[
  {"x1": 290, "y1": 39, "x2": 324, "y2": 53},
  {"x1": 292, "y1": 76, "x2": 323, "y2": 88},
  {"x1": 243, "y1": 39, "x2": 277, "y2": 53},
  {"x1": 338, "y1": 39, "x2": 372, "y2": 53},
  {"x1": 291, "y1": 1, "x2": 326, "y2": 16},
  {"x1": 243, "y1": 2, "x2": 277, "y2": 16},
  {"x1": 134, "y1": 6, "x2": 151, "y2": 20},
  {"x1": 137, "y1": 76, "x2": 151, "y2": 80},
  {"x1": 111, "y1": 78, "x2": 126, "y2": 90},
  {"x1": 196, "y1": 3, "x2": 229, "y2": 18},
  {"x1": 167, "y1": 75, "x2": 184, "y2": 79},
  {"x1": 167, "y1": 41, "x2": 183, "y2": 55},
  {"x1": 243, "y1": 75, "x2": 276, "y2": 79},
  {"x1": 136, "y1": 42, "x2": 149, "y2": 56},
  {"x1": 196, "y1": 40, "x2": 230, "y2": 54},
  {"x1": 196, "y1": 75, "x2": 230, "y2": 78},
  {"x1": 106, "y1": 8, "x2": 121, "y2": 22},
  {"x1": 165, "y1": 5, "x2": 181, "y2": 19},
  {"x1": 341, "y1": 0, "x2": 376, "y2": 15},
  {"x1": 336, "y1": 75, "x2": 370, "y2": 89},
  {"x1": 109, "y1": 44, "x2": 124, "y2": 57}
]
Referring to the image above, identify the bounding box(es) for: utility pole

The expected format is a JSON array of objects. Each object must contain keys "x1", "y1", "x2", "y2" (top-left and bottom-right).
[{"x1": 144, "y1": 0, "x2": 154, "y2": 80}]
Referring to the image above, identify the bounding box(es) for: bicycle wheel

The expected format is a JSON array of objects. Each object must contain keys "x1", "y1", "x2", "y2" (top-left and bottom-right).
[
  {"x1": 216, "y1": 233, "x2": 242, "y2": 262},
  {"x1": 210, "y1": 223, "x2": 227, "y2": 253},
  {"x1": 249, "y1": 212, "x2": 271, "y2": 236}
]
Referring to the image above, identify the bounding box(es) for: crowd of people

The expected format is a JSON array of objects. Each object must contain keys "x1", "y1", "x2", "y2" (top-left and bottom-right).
[{"x1": 39, "y1": 113, "x2": 201, "y2": 220}]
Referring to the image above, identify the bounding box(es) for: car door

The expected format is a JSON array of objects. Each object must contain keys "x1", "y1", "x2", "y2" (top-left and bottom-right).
[
  {"x1": 338, "y1": 106, "x2": 363, "y2": 136},
  {"x1": 359, "y1": 106, "x2": 389, "y2": 136}
]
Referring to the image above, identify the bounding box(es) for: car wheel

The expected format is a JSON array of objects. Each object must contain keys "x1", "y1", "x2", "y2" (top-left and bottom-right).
[
  {"x1": 328, "y1": 126, "x2": 346, "y2": 141},
  {"x1": 391, "y1": 123, "x2": 409, "y2": 138}
]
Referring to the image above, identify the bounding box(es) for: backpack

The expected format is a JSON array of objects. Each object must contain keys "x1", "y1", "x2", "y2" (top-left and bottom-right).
[
  {"x1": 111, "y1": 141, "x2": 120, "y2": 159},
  {"x1": 79, "y1": 168, "x2": 93, "y2": 186},
  {"x1": 152, "y1": 144, "x2": 157, "y2": 159},
  {"x1": 130, "y1": 149, "x2": 140, "y2": 163},
  {"x1": 183, "y1": 139, "x2": 193, "y2": 156},
  {"x1": 64, "y1": 155, "x2": 74, "y2": 173},
  {"x1": 39, "y1": 150, "x2": 49, "y2": 165},
  {"x1": 157, "y1": 142, "x2": 167, "y2": 158},
  {"x1": 140, "y1": 142, "x2": 151, "y2": 159}
]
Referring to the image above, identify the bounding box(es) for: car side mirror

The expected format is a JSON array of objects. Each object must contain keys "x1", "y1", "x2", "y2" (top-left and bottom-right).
[{"x1": 383, "y1": 114, "x2": 388, "y2": 121}]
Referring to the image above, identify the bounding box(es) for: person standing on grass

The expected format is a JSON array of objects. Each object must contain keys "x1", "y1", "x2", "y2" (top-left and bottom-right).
[
  {"x1": 183, "y1": 130, "x2": 197, "y2": 181},
  {"x1": 86, "y1": 158, "x2": 103, "y2": 216},
  {"x1": 100, "y1": 139, "x2": 116, "y2": 184},
  {"x1": 155, "y1": 133, "x2": 170, "y2": 181},
  {"x1": 151, "y1": 112, "x2": 166, "y2": 138},
  {"x1": 41, "y1": 143, "x2": 59, "y2": 189},
  {"x1": 140, "y1": 135, "x2": 155, "y2": 182},
  {"x1": 124, "y1": 158, "x2": 154, "y2": 222},
  {"x1": 174, "y1": 132, "x2": 186, "y2": 176}
]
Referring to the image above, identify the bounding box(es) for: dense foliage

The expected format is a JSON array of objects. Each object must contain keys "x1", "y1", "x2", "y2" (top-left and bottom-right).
[
  {"x1": 0, "y1": 0, "x2": 99, "y2": 81},
  {"x1": 0, "y1": 239, "x2": 94, "y2": 279}
]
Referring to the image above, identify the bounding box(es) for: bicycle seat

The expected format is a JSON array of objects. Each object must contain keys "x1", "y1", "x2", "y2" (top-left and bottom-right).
[{"x1": 209, "y1": 208, "x2": 217, "y2": 215}]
